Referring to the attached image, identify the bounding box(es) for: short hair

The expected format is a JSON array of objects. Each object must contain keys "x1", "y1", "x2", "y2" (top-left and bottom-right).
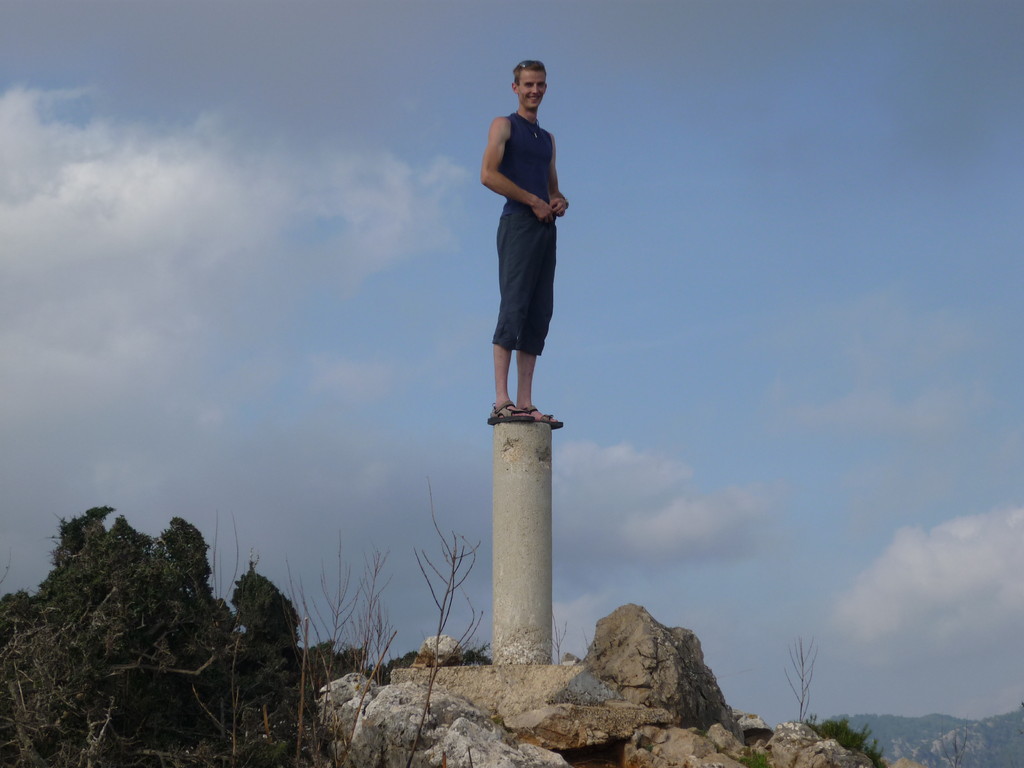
[{"x1": 513, "y1": 59, "x2": 546, "y2": 83}]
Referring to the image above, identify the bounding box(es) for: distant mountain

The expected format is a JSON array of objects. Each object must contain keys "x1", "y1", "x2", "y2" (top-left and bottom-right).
[{"x1": 835, "y1": 709, "x2": 1024, "y2": 768}]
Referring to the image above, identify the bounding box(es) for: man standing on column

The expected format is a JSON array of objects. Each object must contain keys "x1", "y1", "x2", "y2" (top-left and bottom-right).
[{"x1": 481, "y1": 59, "x2": 568, "y2": 429}]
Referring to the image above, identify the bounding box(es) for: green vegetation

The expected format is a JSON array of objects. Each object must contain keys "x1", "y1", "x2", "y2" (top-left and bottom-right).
[
  {"x1": 0, "y1": 506, "x2": 490, "y2": 767},
  {"x1": 808, "y1": 716, "x2": 885, "y2": 768},
  {"x1": 738, "y1": 752, "x2": 771, "y2": 768},
  {"x1": 0, "y1": 507, "x2": 386, "y2": 767}
]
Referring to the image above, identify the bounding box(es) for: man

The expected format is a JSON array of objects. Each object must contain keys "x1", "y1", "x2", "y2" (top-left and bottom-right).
[{"x1": 481, "y1": 59, "x2": 568, "y2": 429}]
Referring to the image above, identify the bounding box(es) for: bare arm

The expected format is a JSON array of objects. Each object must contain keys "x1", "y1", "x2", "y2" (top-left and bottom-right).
[
  {"x1": 547, "y1": 133, "x2": 568, "y2": 217},
  {"x1": 481, "y1": 116, "x2": 554, "y2": 222}
]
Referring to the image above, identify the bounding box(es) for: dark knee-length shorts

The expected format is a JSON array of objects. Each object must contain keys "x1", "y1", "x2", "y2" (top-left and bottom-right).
[{"x1": 491, "y1": 213, "x2": 557, "y2": 356}]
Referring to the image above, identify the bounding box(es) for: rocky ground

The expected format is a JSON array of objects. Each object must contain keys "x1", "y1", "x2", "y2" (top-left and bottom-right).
[{"x1": 317, "y1": 604, "x2": 926, "y2": 768}]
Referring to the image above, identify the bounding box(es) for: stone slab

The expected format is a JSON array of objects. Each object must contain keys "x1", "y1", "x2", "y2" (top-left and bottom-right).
[
  {"x1": 506, "y1": 701, "x2": 673, "y2": 751},
  {"x1": 391, "y1": 664, "x2": 621, "y2": 720}
]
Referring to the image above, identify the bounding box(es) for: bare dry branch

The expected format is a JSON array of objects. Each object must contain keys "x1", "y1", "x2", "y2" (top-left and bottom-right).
[
  {"x1": 785, "y1": 636, "x2": 817, "y2": 722},
  {"x1": 406, "y1": 483, "x2": 482, "y2": 768}
]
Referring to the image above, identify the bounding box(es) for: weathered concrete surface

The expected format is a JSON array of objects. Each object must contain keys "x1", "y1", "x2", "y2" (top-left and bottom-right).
[
  {"x1": 492, "y1": 422, "x2": 553, "y2": 665},
  {"x1": 391, "y1": 664, "x2": 620, "y2": 720}
]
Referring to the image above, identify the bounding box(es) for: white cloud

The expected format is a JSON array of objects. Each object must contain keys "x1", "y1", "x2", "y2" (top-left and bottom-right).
[
  {"x1": 0, "y1": 89, "x2": 275, "y2": 272},
  {"x1": 554, "y1": 441, "x2": 774, "y2": 563},
  {"x1": 301, "y1": 152, "x2": 465, "y2": 292},
  {"x1": 0, "y1": 86, "x2": 465, "y2": 423},
  {"x1": 832, "y1": 506, "x2": 1024, "y2": 647},
  {"x1": 0, "y1": 86, "x2": 470, "y2": 597}
]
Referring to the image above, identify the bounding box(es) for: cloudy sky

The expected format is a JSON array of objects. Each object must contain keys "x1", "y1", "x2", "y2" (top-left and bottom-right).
[{"x1": 2, "y1": 1, "x2": 1022, "y2": 726}]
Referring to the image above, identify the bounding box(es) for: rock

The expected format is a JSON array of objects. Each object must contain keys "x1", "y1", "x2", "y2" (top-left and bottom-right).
[
  {"x1": 735, "y1": 710, "x2": 774, "y2": 746},
  {"x1": 707, "y1": 722, "x2": 743, "y2": 753},
  {"x1": 319, "y1": 672, "x2": 377, "y2": 728},
  {"x1": 889, "y1": 760, "x2": 928, "y2": 768},
  {"x1": 392, "y1": 664, "x2": 622, "y2": 720},
  {"x1": 635, "y1": 725, "x2": 716, "y2": 761},
  {"x1": 320, "y1": 672, "x2": 376, "y2": 705},
  {"x1": 624, "y1": 726, "x2": 747, "y2": 768},
  {"x1": 768, "y1": 721, "x2": 874, "y2": 768},
  {"x1": 584, "y1": 604, "x2": 738, "y2": 735},
  {"x1": 327, "y1": 680, "x2": 569, "y2": 768},
  {"x1": 506, "y1": 700, "x2": 672, "y2": 751},
  {"x1": 412, "y1": 634, "x2": 463, "y2": 668},
  {"x1": 691, "y1": 756, "x2": 747, "y2": 768}
]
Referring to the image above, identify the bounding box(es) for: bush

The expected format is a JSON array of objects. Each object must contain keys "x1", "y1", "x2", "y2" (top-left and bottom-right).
[
  {"x1": 0, "y1": 507, "x2": 305, "y2": 767},
  {"x1": 808, "y1": 716, "x2": 885, "y2": 768}
]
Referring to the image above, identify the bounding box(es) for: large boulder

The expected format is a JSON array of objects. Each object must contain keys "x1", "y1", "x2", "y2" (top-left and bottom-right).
[
  {"x1": 323, "y1": 678, "x2": 569, "y2": 768},
  {"x1": 767, "y1": 722, "x2": 875, "y2": 768},
  {"x1": 583, "y1": 604, "x2": 737, "y2": 735}
]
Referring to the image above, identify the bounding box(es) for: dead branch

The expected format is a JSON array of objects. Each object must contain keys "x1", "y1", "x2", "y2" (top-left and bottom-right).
[
  {"x1": 785, "y1": 636, "x2": 817, "y2": 722},
  {"x1": 108, "y1": 653, "x2": 216, "y2": 677},
  {"x1": 406, "y1": 483, "x2": 481, "y2": 768}
]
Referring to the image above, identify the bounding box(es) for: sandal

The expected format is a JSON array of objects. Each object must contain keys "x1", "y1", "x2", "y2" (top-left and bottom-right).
[
  {"x1": 523, "y1": 407, "x2": 563, "y2": 430},
  {"x1": 487, "y1": 400, "x2": 534, "y2": 425}
]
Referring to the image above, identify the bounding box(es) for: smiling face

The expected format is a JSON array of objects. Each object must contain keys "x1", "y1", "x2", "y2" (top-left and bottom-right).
[{"x1": 512, "y1": 68, "x2": 547, "y2": 116}]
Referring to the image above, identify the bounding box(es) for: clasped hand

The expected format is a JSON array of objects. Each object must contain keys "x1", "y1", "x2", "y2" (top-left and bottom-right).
[{"x1": 532, "y1": 197, "x2": 568, "y2": 223}]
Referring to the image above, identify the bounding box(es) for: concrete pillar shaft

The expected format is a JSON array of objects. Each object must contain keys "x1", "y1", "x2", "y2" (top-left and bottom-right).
[{"x1": 492, "y1": 422, "x2": 552, "y2": 665}]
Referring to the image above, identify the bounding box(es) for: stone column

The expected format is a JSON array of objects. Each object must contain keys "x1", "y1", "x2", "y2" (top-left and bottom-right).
[{"x1": 492, "y1": 422, "x2": 552, "y2": 665}]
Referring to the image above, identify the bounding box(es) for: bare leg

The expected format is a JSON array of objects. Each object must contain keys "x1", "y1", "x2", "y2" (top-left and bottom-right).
[
  {"x1": 493, "y1": 344, "x2": 513, "y2": 406},
  {"x1": 515, "y1": 350, "x2": 561, "y2": 426},
  {"x1": 515, "y1": 350, "x2": 537, "y2": 410}
]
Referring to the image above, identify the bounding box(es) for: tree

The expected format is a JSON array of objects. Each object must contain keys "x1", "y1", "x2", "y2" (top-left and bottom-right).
[{"x1": 0, "y1": 507, "x2": 305, "y2": 767}]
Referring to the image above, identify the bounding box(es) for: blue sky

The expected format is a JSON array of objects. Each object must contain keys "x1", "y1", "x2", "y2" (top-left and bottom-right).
[{"x1": 2, "y1": 1, "x2": 1022, "y2": 726}]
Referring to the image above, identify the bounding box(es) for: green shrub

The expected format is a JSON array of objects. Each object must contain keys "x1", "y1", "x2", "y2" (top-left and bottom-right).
[
  {"x1": 0, "y1": 507, "x2": 304, "y2": 767},
  {"x1": 809, "y1": 716, "x2": 885, "y2": 768},
  {"x1": 738, "y1": 752, "x2": 771, "y2": 768}
]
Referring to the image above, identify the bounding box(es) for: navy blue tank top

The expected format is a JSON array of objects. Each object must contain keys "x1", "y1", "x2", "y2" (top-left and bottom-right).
[{"x1": 499, "y1": 112, "x2": 553, "y2": 217}]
